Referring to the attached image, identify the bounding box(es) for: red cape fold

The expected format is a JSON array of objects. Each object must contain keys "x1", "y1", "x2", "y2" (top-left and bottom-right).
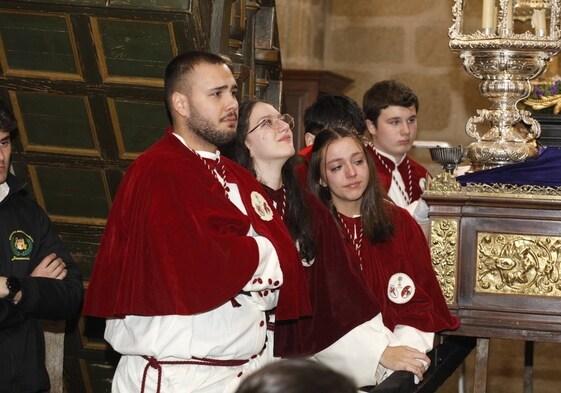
[
  {"x1": 366, "y1": 145, "x2": 428, "y2": 202},
  {"x1": 343, "y1": 205, "x2": 459, "y2": 333},
  {"x1": 83, "y1": 129, "x2": 311, "y2": 321},
  {"x1": 294, "y1": 145, "x2": 313, "y2": 188},
  {"x1": 266, "y1": 189, "x2": 381, "y2": 357},
  {"x1": 297, "y1": 145, "x2": 313, "y2": 162}
]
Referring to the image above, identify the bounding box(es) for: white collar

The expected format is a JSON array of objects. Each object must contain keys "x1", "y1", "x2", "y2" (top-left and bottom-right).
[
  {"x1": 172, "y1": 132, "x2": 220, "y2": 160},
  {"x1": 373, "y1": 147, "x2": 406, "y2": 165},
  {"x1": 0, "y1": 182, "x2": 9, "y2": 203}
]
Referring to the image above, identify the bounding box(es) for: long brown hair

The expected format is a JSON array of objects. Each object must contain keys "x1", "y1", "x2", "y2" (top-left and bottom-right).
[
  {"x1": 223, "y1": 100, "x2": 316, "y2": 262},
  {"x1": 307, "y1": 126, "x2": 394, "y2": 244}
]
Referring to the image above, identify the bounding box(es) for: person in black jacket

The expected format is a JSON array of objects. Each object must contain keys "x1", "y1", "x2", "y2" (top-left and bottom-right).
[{"x1": 0, "y1": 99, "x2": 83, "y2": 393}]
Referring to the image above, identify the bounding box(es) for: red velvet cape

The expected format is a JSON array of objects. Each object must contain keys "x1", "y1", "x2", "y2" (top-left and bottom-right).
[
  {"x1": 366, "y1": 145, "x2": 428, "y2": 202},
  {"x1": 294, "y1": 145, "x2": 313, "y2": 188},
  {"x1": 263, "y1": 188, "x2": 380, "y2": 356},
  {"x1": 83, "y1": 130, "x2": 311, "y2": 321},
  {"x1": 342, "y1": 205, "x2": 459, "y2": 333}
]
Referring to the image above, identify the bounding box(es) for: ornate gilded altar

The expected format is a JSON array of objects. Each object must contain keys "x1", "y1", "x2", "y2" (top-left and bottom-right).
[
  {"x1": 426, "y1": 184, "x2": 561, "y2": 341},
  {"x1": 426, "y1": 183, "x2": 561, "y2": 392}
]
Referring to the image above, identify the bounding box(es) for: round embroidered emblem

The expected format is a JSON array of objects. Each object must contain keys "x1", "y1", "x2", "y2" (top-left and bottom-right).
[
  {"x1": 387, "y1": 273, "x2": 415, "y2": 304},
  {"x1": 9, "y1": 230, "x2": 34, "y2": 260},
  {"x1": 251, "y1": 191, "x2": 274, "y2": 221}
]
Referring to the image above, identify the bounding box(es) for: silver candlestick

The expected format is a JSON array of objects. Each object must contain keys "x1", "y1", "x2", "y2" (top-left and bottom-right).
[{"x1": 449, "y1": 0, "x2": 561, "y2": 171}]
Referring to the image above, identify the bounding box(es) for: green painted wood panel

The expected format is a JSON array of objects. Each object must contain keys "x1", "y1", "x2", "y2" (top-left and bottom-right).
[
  {"x1": 16, "y1": 92, "x2": 97, "y2": 151},
  {"x1": 97, "y1": 18, "x2": 174, "y2": 79},
  {"x1": 34, "y1": 166, "x2": 109, "y2": 219},
  {"x1": 60, "y1": 235, "x2": 101, "y2": 280},
  {"x1": 17, "y1": 0, "x2": 192, "y2": 12},
  {"x1": 0, "y1": 11, "x2": 78, "y2": 74},
  {"x1": 113, "y1": 99, "x2": 167, "y2": 154},
  {"x1": 0, "y1": 1, "x2": 275, "y2": 391}
]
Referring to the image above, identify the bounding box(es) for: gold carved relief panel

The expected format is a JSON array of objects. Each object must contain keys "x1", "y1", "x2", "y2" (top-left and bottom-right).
[
  {"x1": 476, "y1": 232, "x2": 561, "y2": 296},
  {"x1": 430, "y1": 218, "x2": 459, "y2": 305}
]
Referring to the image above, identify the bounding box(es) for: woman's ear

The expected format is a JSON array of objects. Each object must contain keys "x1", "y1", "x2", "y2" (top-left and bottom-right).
[
  {"x1": 319, "y1": 178, "x2": 327, "y2": 187},
  {"x1": 244, "y1": 139, "x2": 254, "y2": 158}
]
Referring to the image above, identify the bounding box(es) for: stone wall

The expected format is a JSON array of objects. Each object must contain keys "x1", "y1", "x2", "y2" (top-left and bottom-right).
[{"x1": 276, "y1": 0, "x2": 491, "y2": 169}]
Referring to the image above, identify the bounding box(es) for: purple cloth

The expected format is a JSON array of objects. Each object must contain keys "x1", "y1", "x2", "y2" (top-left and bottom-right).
[{"x1": 457, "y1": 147, "x2": 561, "y2": 187}]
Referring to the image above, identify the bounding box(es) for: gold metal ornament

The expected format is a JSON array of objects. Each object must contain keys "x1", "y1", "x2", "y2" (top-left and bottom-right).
[
  {"x1": 476, "y1": 232, "x2": 561, "y2": 297},
  {"x1": 430, "y1": 218, "x2": 459, "y2": 305}
]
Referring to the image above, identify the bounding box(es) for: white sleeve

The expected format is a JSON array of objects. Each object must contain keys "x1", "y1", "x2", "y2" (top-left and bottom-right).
[
  {"x1": 392, "y1": 325, "x2": 434, "y2": 384},
  {"x1": 227, "y1": 182, "x2": 283, "y2": 298},
  {"x1": 393, "y1": 324, "x2": 434, "y2": 354},
  {"x1": 310, "y1": 313, "x2": 398, "y2": 387},
  {"x1": 241, "y1": 235, "x2": 282, "y2": 311},
  {"x1": 404, "y1": 199, "x2": 430, "y2": 238},
  {"x1": 406, "y1": 198, "x2": 429, "y2": 224}
]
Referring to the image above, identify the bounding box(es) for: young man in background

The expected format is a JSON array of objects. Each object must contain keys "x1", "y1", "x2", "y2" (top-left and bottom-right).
[{"x1": 363, "y1": 80, "x2": 430, "y2": 233}]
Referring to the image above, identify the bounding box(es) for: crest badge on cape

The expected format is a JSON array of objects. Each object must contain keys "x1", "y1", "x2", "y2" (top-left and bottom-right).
[
  {"x1": 387, "y1": 272, "x2": 415, "y2": 304},
  {"x1": 251, "y1": 191, "x2": 274, "y2": 221}
]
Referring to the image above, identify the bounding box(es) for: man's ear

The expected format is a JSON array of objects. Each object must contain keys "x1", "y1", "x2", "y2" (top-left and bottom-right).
[
  {"x1": 171, "y1": 92, "x2": 189, "y2": 118},
  {"x1": 366, "y1": 119, "x2": 377, "y2": 138},
  {"x1": 304, "y1": 132, "x2": 316, "y2": 147}
]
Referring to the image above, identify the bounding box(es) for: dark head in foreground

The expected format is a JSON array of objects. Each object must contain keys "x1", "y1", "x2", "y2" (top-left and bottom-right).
[{"x1": 235, "y1": 359, "x2": 356, "y2": 393}]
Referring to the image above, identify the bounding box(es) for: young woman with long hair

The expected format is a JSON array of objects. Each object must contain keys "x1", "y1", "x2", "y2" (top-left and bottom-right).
[{"x1": 308, "y1": 126, "x2": 460, "y2": 383}]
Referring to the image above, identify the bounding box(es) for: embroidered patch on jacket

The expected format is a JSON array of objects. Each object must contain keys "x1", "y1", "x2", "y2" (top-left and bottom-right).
[
  {"x1": 9, "y1": 230, "x2": 34, "y2": 261},
  {"x1": 251, "y1": 191, "x2": 274, "y2": 221},
  {"x1": 387, "y1": 272, "x2": 415, "y2": 304}
]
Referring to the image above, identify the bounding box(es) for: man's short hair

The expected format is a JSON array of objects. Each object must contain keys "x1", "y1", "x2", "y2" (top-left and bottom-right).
[
  {"x1": 303, "y1": 94, "x2": 367, "y2": 137},
  {"x1": 164, "y1": 51, "x2": 228, "y2": 118},
  {"x1": 362, "y1": 80, "x2": 419, "y2": 125},
  {"x1": 0, "y1": 99, "x2": 17, "y2": 136}
]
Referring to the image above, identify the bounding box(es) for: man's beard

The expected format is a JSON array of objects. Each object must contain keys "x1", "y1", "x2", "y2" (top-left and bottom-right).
[{"x1": 187, "y1": 106, "x2": 237, "y2": 146}]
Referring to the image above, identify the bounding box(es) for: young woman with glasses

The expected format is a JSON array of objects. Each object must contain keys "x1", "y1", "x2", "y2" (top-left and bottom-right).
[{"x1": 224, "y1": 100, "x2": 436, "y2": 387}]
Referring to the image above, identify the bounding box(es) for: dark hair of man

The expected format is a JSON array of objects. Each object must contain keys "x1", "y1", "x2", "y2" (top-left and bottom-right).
[
  {"x1": 163, "y1": 50, "x2": 227, "y2": 122},
  {"x1": 235, "y1": 359, "x2": 356, "y2": 393},
  {"x1": 0, "y1": 99, "x2": 17, "y2": 136},
  {"x1": 362, "y1": 80, "x2": 419, "y2": 126},
  {"x1": 307, "y1": 126, "x2": 394, "y2": 244},
  {"x1": 304, "y1": 94, "x2": 367, "y2": 137},
  {"x1": 225, "y1": 99, "x2": 316, "y2": 263}
]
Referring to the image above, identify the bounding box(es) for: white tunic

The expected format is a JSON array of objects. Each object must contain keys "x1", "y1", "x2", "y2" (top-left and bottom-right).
[{"x1": 104, "y1": 147, "x2": 283, "y2": 393}]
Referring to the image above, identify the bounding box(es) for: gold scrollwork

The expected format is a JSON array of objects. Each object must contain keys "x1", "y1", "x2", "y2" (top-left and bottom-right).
[
  {"x1": 430, "y1": 219, "x2": 458, "y2": 305},
  {"x1": 524, "y1": 94, "x2": 561, "y2": 114},
  {"x1": 466, "y1": 182, "x2": 561, "y2": 199},
  {"x1": 477, "y1": 232, "x2": 561, "y2": 296},
  {"x1": 426, "y1": 173, "x2": 463, "y2": 193}
]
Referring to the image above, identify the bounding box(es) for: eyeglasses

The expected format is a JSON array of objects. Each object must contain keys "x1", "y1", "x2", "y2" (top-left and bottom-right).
[{"x1": 248, "y1": 113, "x2": 295, "y2": 134}]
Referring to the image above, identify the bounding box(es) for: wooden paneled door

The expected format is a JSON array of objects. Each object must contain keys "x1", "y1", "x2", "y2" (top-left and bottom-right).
[{"x1": 0, "y1": 0, "x2": 282, "y2": 391}]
